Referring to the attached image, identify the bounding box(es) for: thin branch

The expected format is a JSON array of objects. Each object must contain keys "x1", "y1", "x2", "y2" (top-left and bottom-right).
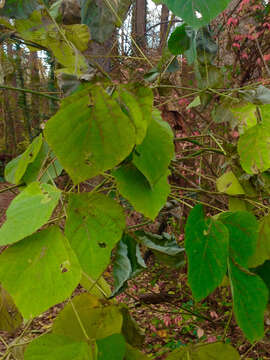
[{"x1": 0, "y1": 85, "x2": 60, "y2": 101}]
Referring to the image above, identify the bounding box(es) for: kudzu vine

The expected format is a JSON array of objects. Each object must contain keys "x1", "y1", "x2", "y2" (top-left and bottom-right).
[{"x1": 0, "y1": 0, "x2": 270, "y2": 359}]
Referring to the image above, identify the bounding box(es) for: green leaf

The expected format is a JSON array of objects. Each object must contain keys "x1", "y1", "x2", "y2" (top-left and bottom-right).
[
  {"x1": 160, "y1": 0, "x2": 231, "y2": 29},
  {"x1": 168, "y1": 24, "x2": 190, "y2": 55},
  {"x1": 253, "y1": 260, "x2": 270, "y2": 298},
  {"x1": 64, "y1": 24, "x2": 90, "y2": 52},
  {"x1": 65, "y1": 192, "x2": 125, "y2": 279},
  {"x1": 0, "y1": 182, "x2": 61, "y2": 246},
  {"x1": 187, "y1": 96, "x2": 201, "y2": 109},
  {"x1": 124, "y1": 344, "x2": 150, "y2": 360},
  {"x1": 238, "y1": 122, "x2": 270, "y2": 174},
  {"x1": 45, "y1": 86, "x2": 136, "y2": 184},
  {"x1": 0, "y1": 226, "x2": 81, "y2": 318},
  {"x1": 228, "y1": 198, "x2": 247, "y2": 212},
  {"x1": 114, "y1": 89, "x2": 147, "y2": 145},
  {"x1": 80, "y1": 274, "x2": 111, "y2": 299},
  {"x1": 216, "y1": 171, "x2": 245, "y2": 195},
  {"x1": 53, "y1": 293, "x2": 123, "y2": 341},
  {"x1": 97, "y1": 334, "x2": 126, "y2": 360},
  {"x1": 15, "y1": 12, "x2": 88, "y2": 75},
  {"x1": 120, "y1": 306, "x2": 145, "y2": 348},
  {"x1": 166, "y1": 342, "x2": 240, "y2": 359},
  {"x1": 112, "y1": 234, "x2": 146, "y2": 296},
  {"x1": 219, "y1": 211, "x2": 258, "y2": 268},
  {"x1": 228, "y1": 260, "x2": 268, "y2": 342},
  {"x1": 248, "y1": 215, "x2": 270, "y2": 268},
  {"x1": 114, "y1": 164, "x2": 170, "y2": 220},
  {"x1": 132, "y1": 111, "x2": 174, "y2": 186},
  {"x1": 135, "y1": 231, "x2": 185, "y2": 268},
  {"x1": 0, "y1": 0, "x2": 39, "y2": 19},
  {"x1": 185, "y1": 205, "x2": 229, "y2": 301},
  {"x1": 230, "y1": 103, "x2": 257, "y2": 135},
  {"x1": 5, "y1": 134, "x2": 42, "y2": 184},
  {"x1": 22, "y1": 141, "x2": 63, "y2": 185},
  {"x1": 115, "y1": 84, "x2": 153, "y2": 144},
  {"x1": 24, "y1": 333, "x2": 92, "y2": 360},
  {"x1": 0, "y1": 285, "x2": 23, "y2": 333}
]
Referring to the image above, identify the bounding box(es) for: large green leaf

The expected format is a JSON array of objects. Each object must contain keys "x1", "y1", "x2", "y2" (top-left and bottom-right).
[
  {"x1": 0, "y1": 226, "x2": 81, "y2": 318},
  {"x1": 132, "y1": 111, "x2": 174, "y2": 187},
  {"x1": 216, "y1": 171, "x2": 245, "y2": 195},
  {"x1": 135, "y1": 231, "x2": 185, "y2": 268},
  {"x1": 219, "y1": 212, "x2": 258, "y2": 268},
  {"x1": 166, "y1": 342, "x2": 240, "y2": 359},
  {"x1": 53, "y1": 293, "x2": 123, "y2": 341},
  {"x1": 238, "y1": 122, "x2": 270, "y2": 174},
  {"x1": 159, "y1": 0, "x2": 231, "y2": 29},
  {"x1": 185, "y1": 205, "x2": 229, "y2": 301},
  {"x1": 228, "y1": 260, "x2": 268, "y2": 342},
  {"x1": 112, "y1": 234, "x2": 146, "y2": 296},
  {"x1": 65, "y1": 192, "x2": 125, "y2": 279},
  {"x1": 0, "y1": 285, "x2": 23, "y2": 333},
  {"x1": 45, "y1": 87, "x2": 136, "y2": 184},
  {"x1": 113, "y1": 164, "x2": 170, "y2": 220},
  {"x1": 5, "y1": 134, "x2": 42, "y2": 185},
  {"x1": 97, "y1": 334, "x2": 126, "y2": 360},
  {"x1": 0, "y1": 182, "x2": 61, "y2": 246},
  {"x1": 24, "y1": 333, "x2": 92, "y2": 360},
  {"x1": 0, "y1": 0, "x2": 39, "y2": 19},
  {"x1": 248, "y1": 215, "x2": 270, "y2": 268}
]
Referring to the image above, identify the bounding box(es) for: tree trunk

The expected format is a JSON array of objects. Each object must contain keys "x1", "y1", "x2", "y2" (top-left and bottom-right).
[
  {"x1": 133, "y1": 0, "x2": 147, "y2": 50},
  {"x1": 159, "y1": 4, "x2": 169, "y2": 52}
]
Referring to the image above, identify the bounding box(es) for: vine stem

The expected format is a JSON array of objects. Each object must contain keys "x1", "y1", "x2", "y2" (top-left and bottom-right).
[{"x1": 0, "y1": 85, "x2": 59, "y2": 101}]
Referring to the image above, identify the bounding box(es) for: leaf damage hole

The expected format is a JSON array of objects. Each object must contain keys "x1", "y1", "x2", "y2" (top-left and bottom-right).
[{"x1": 98, "y1": 242, "x2": 107, "y2": 248}]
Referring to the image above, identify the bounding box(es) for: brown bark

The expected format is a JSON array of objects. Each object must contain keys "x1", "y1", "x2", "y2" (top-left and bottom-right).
[
  {"x1": 159, "y1": 4, "x2": 169, "y2": 52},
  {"x1": 133, "y1": 0, "x2": 147, "y2": 50}
]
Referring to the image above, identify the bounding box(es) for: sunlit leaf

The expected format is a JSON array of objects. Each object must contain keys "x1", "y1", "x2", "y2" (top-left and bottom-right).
[
  {"x1": 53, "y1": 293, "x2": 123, "y2": 341},
  {"x1": 0, "y1": 182, "x2": 61, "y2": 246},
  {"x1": 65, "y1": 192, "x2": 125, "y2": 279},
  {"x1": 238, "y1": 122, "x2": 270, "y2": 174},
  {"x1": 216, "y1": 171, "x2": 245, "y2": 195},
  {"x1": 24, "y1": 333, "x2": 92, "y2": 360},
  {"x1": 0, "y1": 226, "x2": 81, "y2": 318},
  {"x1": 45, "y1": 87, "x2": 136, "y2": 184}
]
